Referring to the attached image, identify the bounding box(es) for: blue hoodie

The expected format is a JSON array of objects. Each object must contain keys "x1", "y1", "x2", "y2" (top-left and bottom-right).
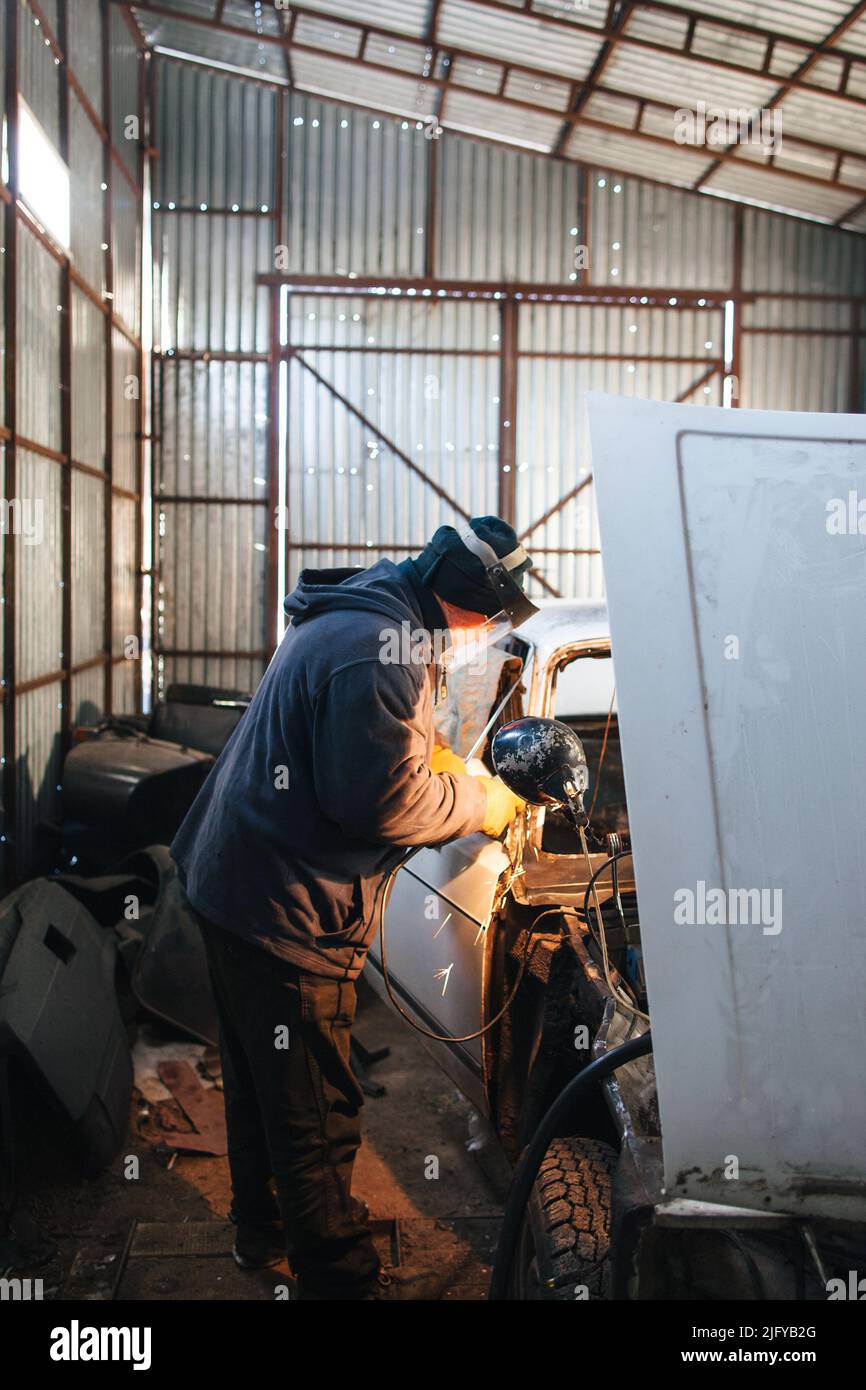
[{"x1": 170, "y1": 559, "x2": 487, "y2": 980}]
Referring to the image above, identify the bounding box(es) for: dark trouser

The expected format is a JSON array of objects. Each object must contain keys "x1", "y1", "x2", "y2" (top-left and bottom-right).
[{"x1": 199, "y1": 917, "x2": 380, "y2": 1298}]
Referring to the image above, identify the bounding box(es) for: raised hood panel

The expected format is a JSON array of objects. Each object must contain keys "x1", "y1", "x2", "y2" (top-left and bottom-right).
[{"x1": 588, "y1": 393, "x2": 866, "y2": 1222}]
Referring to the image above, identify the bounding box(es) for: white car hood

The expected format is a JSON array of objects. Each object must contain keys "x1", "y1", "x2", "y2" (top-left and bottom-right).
[{"x1": 589, "y1": 393, "x2": 866, "y2": 1222}]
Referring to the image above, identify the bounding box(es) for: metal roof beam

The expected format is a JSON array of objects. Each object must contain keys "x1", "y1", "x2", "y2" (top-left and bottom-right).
[
  {"x1": 693, "y1": 0, "x2": 866, "y2": 191},
  {"x1": 465, "y1": 0, "x2": 866, "y2": 67},
  {"x1": 552, "y1": 0, "x2": 631, "y2": 158},
  {"x1": 835, "y1": 189, "x2": 866, "y2": 225},
  {"x1": 120, "y1": 1, "x2": 866, "y2": 217},
  {"x1": 121, "y1": 1, "x2": 866, "y2": 109}
]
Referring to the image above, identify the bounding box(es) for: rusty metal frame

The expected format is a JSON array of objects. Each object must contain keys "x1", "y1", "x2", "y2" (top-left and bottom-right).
[
  {"x1": 114, "y1": 0, "x2": 866, "y2": 220},
  {"x1": 117, "y1": 0, "x2": 866, "y2": 106},
  {"x1": 133, "y1": 47, "x2": 866, "y2": 233},
  {"x1": 101, "y1": 0, "x2": 116, "y2": 716},
  {"x1": 552, "y1": 0, "x2": 631, "y2": 159},
  {"x1": 693, "y1": 0, "x2": 866, "y2": 200},
  {"x1": 265, "y1": 278, "x2": 738, "y2": 607},
  {"x1": 142, "y1": 39, "x2": 865, "y2": 686},
  {"x1": 258, "y1": 272, "x2": 742, "y2": 306},
  {"x1": 0, "y1": 0, "x2": 145, "y2": 879},
  {"x1": 2, "y1": 0, "x2": 20, "y2": 880},
  {"x1": 149, "y1": 43, "x2": 286, "y2": 684}
]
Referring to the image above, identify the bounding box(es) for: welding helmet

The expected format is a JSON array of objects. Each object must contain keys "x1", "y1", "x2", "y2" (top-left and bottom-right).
[
  {"x1": 455, "y1": 525, "x2": 538, "y2": 628},
  {"x1": 414, "y1": 517, "x2": 538, "y2": 675},
  {"x1": 416, "y1": 517, "x2": 538, "y2": 627}
]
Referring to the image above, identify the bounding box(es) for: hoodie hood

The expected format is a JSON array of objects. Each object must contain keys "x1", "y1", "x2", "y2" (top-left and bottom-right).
[{"x1": 284, "y1": 558, "x2": 427, "y2": 630}]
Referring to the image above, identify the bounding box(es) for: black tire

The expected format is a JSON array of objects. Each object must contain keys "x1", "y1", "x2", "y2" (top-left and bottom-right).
[{"x1": 509, "y1": 1137, "x2": 618, "y2": 1300}]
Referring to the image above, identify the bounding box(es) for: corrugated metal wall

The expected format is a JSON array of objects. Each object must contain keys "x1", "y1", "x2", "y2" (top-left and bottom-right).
[
  {"x1": 287, "y1": 293, "x2": 502, "y2": 565},
  {"x1": 2, "y1": 1, "x2": 144, "y2": 883},
  {"x1": 151, "y1": 59, "x2": 865, "y2": 679},
  {"x1": 738, "y1": 207, "x2": 866, "y2": 413},
  {"x1": 152, "y1": 61, "x2": 274, "y2": 694}
]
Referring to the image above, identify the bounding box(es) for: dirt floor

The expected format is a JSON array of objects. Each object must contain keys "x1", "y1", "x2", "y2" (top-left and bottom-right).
[{"x1": 7, "y1": 978, "x2": 507, "y2": 1301}]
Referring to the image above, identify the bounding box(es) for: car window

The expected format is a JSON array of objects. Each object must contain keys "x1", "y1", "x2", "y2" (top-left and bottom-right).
[{"x1": 546, "y1": 653, "x2": 629, "y2": 846}]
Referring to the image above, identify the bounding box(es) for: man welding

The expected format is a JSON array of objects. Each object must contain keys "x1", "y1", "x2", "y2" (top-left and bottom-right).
[{"x1": 171, "y1": 517, "x2": 537, "y2": 1299}]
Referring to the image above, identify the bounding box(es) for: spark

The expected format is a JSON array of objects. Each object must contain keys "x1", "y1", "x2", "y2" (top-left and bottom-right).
[
  {"x1": 434, "y1": 964, "x2": 454, "y2": 996},
  {"x1": 432, "y1": 911, "x2": 452, "y2": 939}
]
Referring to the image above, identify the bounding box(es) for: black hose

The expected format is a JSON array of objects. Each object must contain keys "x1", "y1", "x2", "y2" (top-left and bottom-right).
[
  {"x1": 579, "y1": 847, "x2": 633, "y2": 929},
  {"x1": 489, "y1": 1029, "x2": 653, "y2": 1300}
]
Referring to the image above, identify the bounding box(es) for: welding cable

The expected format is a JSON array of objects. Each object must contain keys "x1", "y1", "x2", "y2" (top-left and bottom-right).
[
  {"x1": 720, "y1": 1230, "x2": 766, "y2": 1300},
  {"x1": 374, "y1": 847, "x2": 543, "y2": 1043},
  {"x1": 488, "y1": 1029, "x2": 653, "y2": 1301},
  {"x1": 578, "y1": 829, "x2": 649, "y2": 1023},
  {"x1": 585, "y1": 686, "x2": 616, "y2": 824}
]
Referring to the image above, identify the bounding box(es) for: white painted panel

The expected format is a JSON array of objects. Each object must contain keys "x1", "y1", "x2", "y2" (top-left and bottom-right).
[
  {"x1": 372, "y1": 833, "x2": 509, "y2": 1072},
  {"x1": 588, "y1": 393, "x2": 866, "y2": 1221}
]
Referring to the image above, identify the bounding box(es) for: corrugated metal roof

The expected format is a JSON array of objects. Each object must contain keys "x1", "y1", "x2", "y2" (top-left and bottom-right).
[
  {"x1": 603, "y1": 45, "x2": 779, "y2": 113},
  {"x1": 666, "y1": 0, "x2": 854, "y2": 46},
  {"x1": 565, "y1": 125, "x2": 714, "y2": 189},
  {"x1": 130, "y1": 0, "x2": 866, "y2": 228},
  {"x1": 291, "y1": 0, "x2": 431, "y2": 41},
  {"x1": 703, "y1": 160, "x2": 858, "y2": 222},
  {"x1": 445, "y1": 89, "x2": 564, "y2": 150},
  {"x1": 840, "y1": 154, "x2": 866, "y2": 189},
  {"x1": 845, "y1": 14, "x2": 866, "y2": 58},
  {"x1": 149, "y1": 15, "x2": 288, "y2": 80},
  {"x1": 437, "y1": 0, "x2": 602, "y2": 79},
  {"x1": 776, "y1": 89, "x2": 866, "y2": 155},
  {"x1": 291, "y1": 50, "x2": 434, "y2": 121}
]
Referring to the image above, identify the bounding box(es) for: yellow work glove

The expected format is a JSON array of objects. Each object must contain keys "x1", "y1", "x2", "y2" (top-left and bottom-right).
[
  {"x1": 431, "y1": 744, "x2": 468, "y2": 777},
  {"x1": 480, "y1": 776, "x2": 525, "y2": 837}
]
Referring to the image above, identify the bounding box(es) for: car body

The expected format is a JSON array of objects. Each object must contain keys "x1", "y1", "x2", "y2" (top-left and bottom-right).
[
  {"x1": 367, "y1": 598, "x2": 640, "y2": 1135},
  {"x1": 368, "y1": 592, "x2": 862, "y2": 1299}
]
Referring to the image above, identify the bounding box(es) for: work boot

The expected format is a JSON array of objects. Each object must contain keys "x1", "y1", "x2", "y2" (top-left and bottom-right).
[
  {"x1": 231, "y1": 1216, "x2": 284, "y2": 1270},
  {"x1": 233, "y1": 1199, "x2": 368, "y2": 1273},
  {"x1": 363, "y1": 1265, "x2": 448, "y2": 1301}
]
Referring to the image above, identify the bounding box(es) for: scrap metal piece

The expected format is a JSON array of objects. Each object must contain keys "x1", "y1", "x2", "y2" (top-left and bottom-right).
[
  {"x1": 131, "y1": 849, "x2": 218, "y2": 1047},
  {"x1": 63, "y1": 1224, "x2": 136, "y2": 1301},
  {"x1": 0, "y1": 880, "x2": 132, "y2": 1175},
  {"x1": 156, "y1": 1060, "x2": 227, "y2": 1156}
]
